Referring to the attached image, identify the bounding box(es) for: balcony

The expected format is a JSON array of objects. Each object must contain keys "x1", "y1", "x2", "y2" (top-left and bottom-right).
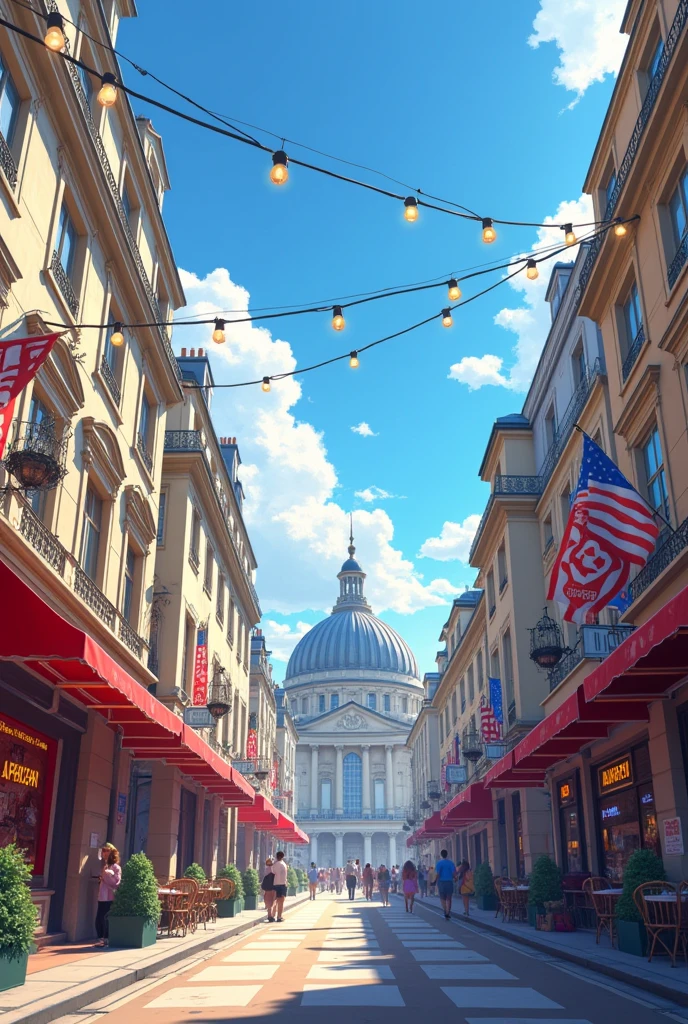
[
  {"x1": 538, "y1": 358, "x2": 603, "y2": 486},
  {"x1": 50, "y1": 251, "x2": 79, "y2": 318},
  {"x1": 188, "y1": 546, "x2": 200, "y2": 573},
  {"x1": 547, "y1": 623, "x2": 636, "y2": 691},
  {"x1": 630, "y1": 516, "x2": 688, "y2": 602},
  {"x1": 0, "y1": 131, "x2": 17, "y2": 189},
  {"x1": 100, "y1": 356, "x2": 121, "y2": 406},
  {"x1": 668, "y1": 234, "x2": 688, "y2": 289},
  {"x1": 621, "y1": 326, "x2": 645, "y2": 382},
  {"x1": 470, "y1": 475, "x2": 543, "y2": 561},
  {"x1": 302, "y1": 810, "x2": 408, "y2": 821},
  {"x1": 136, "y1": 432, "x2": 153, "y2": 475},
  {"x1": 19, "y1": 505, "x2": 65, "y2": 575}
]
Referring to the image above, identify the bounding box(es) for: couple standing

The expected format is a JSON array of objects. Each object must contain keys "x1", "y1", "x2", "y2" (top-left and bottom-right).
[
  {"x1": 261, "y1": 850, "x2": 289, "y2": 922},
  {"x1": 436, "y1": 849, "x2": 473, "y2": 919}
]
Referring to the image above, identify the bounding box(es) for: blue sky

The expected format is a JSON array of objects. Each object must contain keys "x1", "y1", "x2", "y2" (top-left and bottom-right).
[{"x1": 120, "y1": 0, "x2": 627, "y2": 680}]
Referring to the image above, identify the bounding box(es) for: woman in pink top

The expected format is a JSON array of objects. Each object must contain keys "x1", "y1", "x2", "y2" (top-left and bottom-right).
[
  {"x1": 402, "y1": 859, "x2": 419, "y2": 914},
  {"x1": 95, "y1": 843, "x2": 121, "y2": 946}
]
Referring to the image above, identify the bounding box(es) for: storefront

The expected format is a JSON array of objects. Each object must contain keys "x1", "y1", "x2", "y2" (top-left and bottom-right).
[
  {"x1": 595, "y1": 744, "x2": 659, "y2": 883},
  {"x1": 512, "y1": 792, "x2": 525, "y2": 879},
  {"x1": 557, "y1": 773, "x2": 587, "y2": 874}
]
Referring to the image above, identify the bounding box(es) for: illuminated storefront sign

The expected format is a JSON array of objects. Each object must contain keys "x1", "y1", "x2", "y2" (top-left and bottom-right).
[
  {"x1": 0, "y1": 713, "x2": 56, "y2": 875},
  {"x1": 598, "y1": 755, "x2": 633, "y2": 794}
]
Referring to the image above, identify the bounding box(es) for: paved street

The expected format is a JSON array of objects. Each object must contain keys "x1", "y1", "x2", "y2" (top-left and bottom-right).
[{"x1": 56, "y1": 892, "x2": 688, "y2": 1023}]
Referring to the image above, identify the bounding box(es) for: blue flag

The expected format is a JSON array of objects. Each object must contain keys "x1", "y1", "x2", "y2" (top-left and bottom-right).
[{"x1": 489, "y1": 677, "x2": 503, "y2": 723}]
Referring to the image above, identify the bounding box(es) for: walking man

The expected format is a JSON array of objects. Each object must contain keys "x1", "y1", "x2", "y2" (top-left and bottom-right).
[
  {"x1": 345, "y1": 859, "x2": 357, "y2": 900},
  {"x1": 435, "y1": 848, "x2": 458, "y2": 920},
  {"x1": 307, "y1": 862, "x2": 319, "y2": 900},
  {"x1": 272, "y1": 850, "x2": 289, "y2": 921}
]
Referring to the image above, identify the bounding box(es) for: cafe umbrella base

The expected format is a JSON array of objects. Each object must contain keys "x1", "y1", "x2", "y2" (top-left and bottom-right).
[{"x1": 0, "y1": 951, "x2": 28, "y2": 993}]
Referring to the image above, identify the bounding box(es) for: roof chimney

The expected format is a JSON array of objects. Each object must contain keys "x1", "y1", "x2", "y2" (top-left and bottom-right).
[
  {"x1": 190, "y1": 348, "x2": 195, "y2": 357},
  {"x1": 198, "y1": 347, "x2": 204, "y2": 357},
  {"x1": 181, "y1": 347, "x2": 187, "y2": 357}
]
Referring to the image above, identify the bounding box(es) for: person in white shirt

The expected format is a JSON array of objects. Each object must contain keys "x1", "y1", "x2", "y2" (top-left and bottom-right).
[{"x1": 272, "y1": 851, "x2": 288, "y2": 921}]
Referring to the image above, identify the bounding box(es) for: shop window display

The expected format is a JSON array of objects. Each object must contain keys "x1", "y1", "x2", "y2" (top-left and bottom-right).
[{"x1": 0, "y1": 713, "x2": 56, "y2": 875}]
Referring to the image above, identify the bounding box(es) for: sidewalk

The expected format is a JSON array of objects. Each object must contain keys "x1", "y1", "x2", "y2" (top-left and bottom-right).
[{"x1": 0, "y1": 893, "x2": 310, "y2": 1024}]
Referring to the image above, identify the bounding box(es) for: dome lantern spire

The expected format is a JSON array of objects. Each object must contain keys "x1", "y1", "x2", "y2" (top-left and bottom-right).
[{"x1": 335, "y1": 514, "x2": 371, "y2": 612}]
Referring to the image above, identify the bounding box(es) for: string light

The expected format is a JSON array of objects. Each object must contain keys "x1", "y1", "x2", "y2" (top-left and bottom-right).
[
  {"x1": 212, "y1": 318, "x2": 226, "y2": 344},
  {"x1": 349, "y1": 351, "x2": 359, "y2": 368},
  {"x1": 441, "y1": 308, "x2": 453, "y2": 328},
  {"x1": 404, "y1": 197, "x2": 419, "y2": 222},
  {"x1": 526, "y1": 259, "x2": 539, "y2": 280},
  {"x1": 44, "y1": 11, "x2": 65, "y2": 51},
  {"x1": 110, "y1": 322, "x2": 124, "y2": 347},
  {"x1": 332, "y1": 306, "x2": 345, "y2": 331},
  {"x1": 563, "y1": 223, "x2": 577, "y2": 246},
  {"x1": 448, "y1": 278, "x2": 461, "y2": 301},
  {"x1": 270, "y1": 150, "x2": 289, "y2": 185},
  {"x1": 482, "y1": 218, "x2": 496, "y2": 244},
  {"x1": 614, "y1": 219, "x2": 628, "y2": 237},
  {"x1": 97, "y1": 72, "x2": 117, "y2": 107},
  {"x1": 261, "y1": 377, "x2": 271, "y2": 392}
]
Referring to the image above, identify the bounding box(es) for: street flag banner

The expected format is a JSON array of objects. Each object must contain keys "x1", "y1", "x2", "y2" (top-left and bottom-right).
[
  {"x1": 191, "y1": 626, "x2": 208, "y2": 706},
  {"x1": 0, "y1": 333, "x2": 59, "y2": 456},
  {"x1": 548, "y1": 433, "x2": 660, "y2": 623},
  {"x1": 441, "y1": 762, "x2": 448, "y2": 791},
  {"x1": 489, "y1": 677, "x2": 504, "y2": 726},
  {"x1": 271, "y1": 757, "x2": 279, "y2": 790},
  {"x1": 481, "y1": 696, "x2": 502, "y2": 741},
  {"x1": 454, "y1": 733, "x2": 460, "y2": 764},
  {"x1": 246, "y1": 728, "x2": 258, "y2": 759}
]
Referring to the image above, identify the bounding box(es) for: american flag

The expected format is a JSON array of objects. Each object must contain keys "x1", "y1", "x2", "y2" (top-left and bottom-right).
[
  {"x1": 481, "y1": 696, "x2": 502, "y2": 741},
  {"x1": 548, "y1": 433, "x2": 660, "y2": 624}
]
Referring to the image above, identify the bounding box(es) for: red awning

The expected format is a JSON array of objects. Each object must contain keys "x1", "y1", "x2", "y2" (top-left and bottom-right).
[
  {"x1": 270, "y1": 812, "x2": 309, "y2": 845},
  {"x1": 440, "y1": 782, "x2": 494, "y2": 823},
  {"x1": 238, "y1": 794, "x2": 279, "y2": 830},
  {"x1": 0, "y1": 559, "x2": 255, "y2": 807},
  {"x1": 417, "y1": 809, "x2": 451, "y2": 838},
  {"x1": 484, "y1": 750, "x2": 545, "y2": 789}
]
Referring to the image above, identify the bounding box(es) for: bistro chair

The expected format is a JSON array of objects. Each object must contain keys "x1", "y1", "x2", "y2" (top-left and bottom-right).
[
  {"x1": 168, "y1": 878, "x2": 199, "y2": 937},
  {"x1": 194, "y1": 885, "x2": 214, "y2": 930},
  {"x1": 494, "y1": 876, "x2": 508, "y2": 920},
  {"x1": 634, "y1": 881, "x2": 685, "y2": 967},
  {"x1": 583, "y1": 876, "x2": 616, "y2": 946}
]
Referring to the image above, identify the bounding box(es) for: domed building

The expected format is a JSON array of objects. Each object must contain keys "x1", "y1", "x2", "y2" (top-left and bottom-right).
[{"x1": 287, "y1": 530, "x2": 423, "y2": 869}]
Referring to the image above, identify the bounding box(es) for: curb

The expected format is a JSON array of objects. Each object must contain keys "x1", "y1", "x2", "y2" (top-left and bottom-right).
[{"x1": 6, "y1": 893, "x2": 311, "y2": 1024}]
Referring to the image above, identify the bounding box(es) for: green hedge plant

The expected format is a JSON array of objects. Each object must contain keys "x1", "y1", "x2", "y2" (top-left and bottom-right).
[
  {"x1": 287, "y1": 866, "x2": 298, "y2": 890},
  {"x1": 474, "y1": 862, "x2": 495, "y2": 898},
  {"x1": 217, "y1": 864, "x2": 244, "y2": 899},
  {"x1": 528, "y1": 855, "x2": 562, "y2": 906},
  {"x1": 242, "y1": 867, "x2": 261, "y2": 897},
  {"x1": 616, "y1": 849, "x2": 665, "y2": 923},
  {"x1": 0, "y1": 844, "x2": 38, "y2": 961},
  {"x1": 110, "y1": 853, "x2": 160, "y2": 923},
  {"x1": 183, "y1": 863, "x2": 206, "y2": 883}
]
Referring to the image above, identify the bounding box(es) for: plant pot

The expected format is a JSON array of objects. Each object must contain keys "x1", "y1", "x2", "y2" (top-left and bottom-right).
[
  {"x1": 108, "y1": 916, "x2": 157, "y2": 949},
  {"x1": 617, "y1": 919, "x2": 647, "y2": 957},
  {"x1": 476, "y1": 893, "x2": 496, "y2": 912},
  {"x1": 0, "y1": 950, "x2": 28, "y2": 992},
  {"x1": 527, "y1": 904, "x2": 543, "y2": 928},
  {"x1": 216, "y1": 897, "x2": 243, "y2": 918},
  {"x1": 243, "y1": 895, "x2": 258, "y2": 910},
  {"x1": 287, "y1": 887, "x2": 297, "y2": 896}
]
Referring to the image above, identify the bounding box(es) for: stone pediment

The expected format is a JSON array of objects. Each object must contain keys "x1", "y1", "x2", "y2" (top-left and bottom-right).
[{"x1": 297, "y1": 701, "x2": 409, "y2": 738}]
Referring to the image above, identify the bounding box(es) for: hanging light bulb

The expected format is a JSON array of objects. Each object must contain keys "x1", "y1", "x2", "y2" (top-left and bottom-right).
[
  {"x1": 110, "y1": 322, "x2": 124, "y2": 347},
  {"x1": 44, "y1": 11, "x2": 65, "y2": 51},
  {"x1": 349, "y1": 351, "x2": 359, "y2": 368},
  {"x1": 270, "y1": 150, "x2": 289, "y2": 185},
  {"x1": 448, "y1": 278, "x2": 462, "y2": 302},
  {"x1": 482, "y1": 218, "x2": 496, "y2": 243},
  {"x1": 212, "y1": 318, "x2": 226, "y2": 344},
  {"x1": 332, "y1": 306, "x2": 345, "y2": 331},
  {"x1": 261, "y1": 377, "x2": 271, "y2": 392},
  {"x1": 563, "y1": 223, "x2": 577, "y2": 246},
  {"x1": 404, "y1": 197, "x2": 419, "y2": 222},
  {"x1": 441, "y1": 308, "x2": 453, "y2": 328},
  {"x1": 526, "y1": 259, "x2": 539, "y2": 281},
  {"x1": 614, "y1": 219, "x2": 628, "y2": 237},
  {"x1": 97, "y1": 72, "x2": 118, "y2": 108}
]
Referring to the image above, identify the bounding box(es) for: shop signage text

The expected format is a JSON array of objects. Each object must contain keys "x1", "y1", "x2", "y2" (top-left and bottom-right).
[
  {"x1": 664, "y1": 817, "x2": 684, "y2": 856},
  {"x1": 1, "y1": 759, "x2": 39, "y2": 787},
  {"x1": 598, "y1": 755, "x2": 633, "y2": 794},
  {"x1": 445, "y1": 764, "x2": 467, "y2": 785}
]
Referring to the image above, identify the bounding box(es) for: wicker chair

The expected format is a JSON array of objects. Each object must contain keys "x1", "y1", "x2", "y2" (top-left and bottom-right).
[
  {"x1": 215, "y1": 877, "x2": 236, "y2": 900},
  {"x1": 583, "y1": 876, "x2": 617, "y2": 946},
  {"x1": 194, "y1": 885, "x2": 214, "y2": 930},
  {"x1": 494, "y1": 876, "x2": 511, "y2": 921},
  {"x1": 167, "y1": 878, "x2": 199, "y2": 937},
  {"x1": 634, "y1": 881, "x2": 685, "y2": 967}
]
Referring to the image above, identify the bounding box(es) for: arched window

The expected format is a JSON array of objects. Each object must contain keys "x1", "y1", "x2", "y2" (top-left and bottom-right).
[{"x1": 343, "y1": 752, "x2": 362, "y2": 817}]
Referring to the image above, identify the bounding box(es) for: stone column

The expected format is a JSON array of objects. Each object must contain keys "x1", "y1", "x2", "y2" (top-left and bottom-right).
[
  {"x1": 388, "y1": 832, "x2": 397, "y2": 868},
  {"x1": 364, "y1": 831, "x2": 373, "y2": 866},
  {"x1": 310, "y1": 745, "x2": 319, "y2": 812},
  {"x1": 310, "y1": 833, "x2": 318, "y2": 866},
  {"x1": 335, "y1": 744, "x2": 344, "y2": 816},
  {"x1": 385, "y1": 745, "x2": 394, "y2": 813},
  {"x1": 362, "y1": 745, "x2": 371, "y2": 815},
  {"x1": 335, "y1": 831, "x2": 344, "y2": 866}
]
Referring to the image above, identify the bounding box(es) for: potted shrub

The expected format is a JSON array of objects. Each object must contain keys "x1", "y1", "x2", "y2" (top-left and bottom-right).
[
  {"x1": 108, "y1": 853, "x2": 160, "y2": 949},
  {"x1": 183, "y1": 863, "x2": 206, "y2": 884},
  {"x1": 216, "y1": 865, "x2": 244, "y2": 917},
  {"x1": 297, "y1": 868, "x2": 308, "y2": 892},
  {"x1": 528, "y1": 856, "x2": 561, "y2": 928},
  {"x1": 287, "y1": 866, "x2": 298, "y2": 896},
  {"x1": 0, "y1": 844, "x2": 38, "y2": 992},
  {"x1": 616, "y1": 849, "x2": 665, "y2": 957},
  {"x1": 242, "y1": 867, "x2": 260, "y2": 910},
  {"x1": 474, "y1": 862, "x2": 496, "y2": 912}
]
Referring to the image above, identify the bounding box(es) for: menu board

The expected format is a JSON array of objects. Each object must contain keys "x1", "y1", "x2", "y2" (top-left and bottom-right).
[{"x1": 0, "y1": 713, "x2": 56, "y2": 874}]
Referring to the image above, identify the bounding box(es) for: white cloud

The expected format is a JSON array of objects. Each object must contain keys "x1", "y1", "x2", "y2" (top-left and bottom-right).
[
  {"x1": 426, "y1": 578, "x2": 463, "y2": 598},
  {"x1": 418, "y1": 515, "x2": 482, "y2": 563},
  {"x1": 261, "y1": 620, "x2": 313, "y2": 663},
  {"x1": 351, "y1": 422, "x2": 378, "y2": 437},
  {"x1": 175, "y1": 267, "x2": 451, "y2": 617},
  {"x1": 355, "y1": 486, "x2": 404, "y2": 503},
  {"x1": 529, "y1": 0, "x2": 628, "y2": 104},
  {"x1": 448, "y1": 354, "x2": 511, "y2": 391}
]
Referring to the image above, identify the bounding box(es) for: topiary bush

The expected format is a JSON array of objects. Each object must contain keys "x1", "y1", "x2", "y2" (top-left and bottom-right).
[
  {"x1": 474, "y1": 861, "x2": 495, "y2": 898},
  {"x1": 296, "y1": 868, "x2": 307, "y2": 887},
  {"x1": 183, "y1": 863, "x2": 206, "y2": 883},
  {"x1": 242, "y1": 867, "x2": 260, "y2": 897},
  {"x1": 110, "y1": 853, "x2": 160, "y2": 922},
  {"x1": 528, "y1": 855, "x2": 562, "y2": 906},
  {"x1": 616, "y1": 848, "x2": 665, "y2": 923},
  {"x1": 287, "y1": 866, "x2": 298, "y2": 890},
  {"x1": 0, "y1": 844, "x2": 38, "y2": 961},
  {"x1": 217, "y1": 864, "x2": 243, "y2": 899}
]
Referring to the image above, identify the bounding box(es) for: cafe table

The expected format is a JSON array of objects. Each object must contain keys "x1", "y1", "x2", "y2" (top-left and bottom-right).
[{"x1": 644, "y1": 893, "x2": 688, "y2": 902}]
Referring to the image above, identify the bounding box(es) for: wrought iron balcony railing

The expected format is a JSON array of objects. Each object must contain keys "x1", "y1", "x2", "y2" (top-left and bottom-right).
[
  {"x1": 630, "y1": 516, "x2": 688, "y2": 602},
  {"x1": 548, "y1": 623, "x2": 636, "y2": 690},
  {"x1": 470, "y1": 475, "x2": 543, "y2": 562},
  {"x1": 119, "y1": 616, "x2": 144, "y2": 658},
  {"x1": 668, "y1": 234, "x2": 688, "y2": 289},
  {"x1": 50, "y1": 251, "x2": 79, "y2": 318},
  {"x1": 538, "y1": 358, "x2": 603, "y2": 486},
  {"x1": 19, "y1": 505, "x2": 66, "y2": 574},
  {"x1": 100, "y1": 356, "x2": 121, "y2": 406},
  {"x1": 0, "y1": 131, "x2": 17, "y2": 189},
  {"x1": 188, "y1": 546, "x2": 200, "y2": 573},
  {"x1": 164, "y1": 429, "x2": 205, "y2": 452},
  {"x1": 74, "y1": 566, "x2": 117, "y2": 630},
  {"x1": 136, "y1": 432, "x2": 153, "y2": 474},
  {"x1": 622, "y1": 326, "x2": 645, "y2": 382}
]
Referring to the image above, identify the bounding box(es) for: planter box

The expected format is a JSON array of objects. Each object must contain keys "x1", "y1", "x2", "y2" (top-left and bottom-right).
[
  {"x1": 217, "y1": 898, "x2": 243, "y2": 918},
  {"x1": 617, "y1": 919, "x2": 647, "y2": 957},
  {"x1": 287, "y1": 887, "x2": 297, "y2": 896},
  {"x1": 527, "y1": 904, "x2": 544, "y2": 928},
  {"x1": 476, "y1": 893, "x2": 496, "y2": 912},
  {"x1": 108, "y1": 916, "x2": 157, "y2": 949},
  {"x1": 243, "y1": 895, "x2": 258, "y2": 910},
  {"x1": 0, "y1": 950, "x2": 28, "y2": 993}
]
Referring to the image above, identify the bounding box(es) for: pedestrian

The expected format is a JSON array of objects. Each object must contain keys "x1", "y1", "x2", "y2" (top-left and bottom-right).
[
  {"x1": 459, "y1": 859, "x2": 474, "y2": 917},
  {"x1": 402, "y1": 859, "x2": 419, "y2": 913},
  {"x1": 377, "y1": 863, "x2": 391, "y2": 906},
  {"x1": 272, "y1": 850, "x2": 288, "y2": 922},
  {"x1": 95, "y1": 843, "x2": 121, "y2": 946},
  {"x1": 345, "y1": 859, "x2": 357, "y2": 900},
  {"x1": 307, "y1": 862, "x2": 319, "y2": 900},
  {"x1": 428, "y1": 863, "x2": 437, "y2": 896},
  {"x1": 418, "y1": 864, "x2": 427, "y2": 898},
  {"x1": 329, "y1": 868, "x2": 336, "y2": 894},
  {"x1": 362, "y1": 862, "x2": 374, "y2": 900},
  {"x1": 435, "y1": 848, "x2": 458, "y2": 920},
  {"x1": 334, "y1": 865, "x2": 343, "y2": 894},
  {"x1": 391, "y1": 864, "x2": 398, "y2": 893},
  {"x1": 262, "y1": 857, "x2": 276, "y2": 921}
]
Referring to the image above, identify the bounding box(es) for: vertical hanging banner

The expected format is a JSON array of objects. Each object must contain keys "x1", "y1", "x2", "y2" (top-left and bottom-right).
[
  {"x1": 246, "y1": 727, "x2": 258, "y2": 759},
  {"x1": 192, "y1": 625, "x2": 208, "y2": 706},
  {"x1": 271, "y1": 757, "x2": 279, "y2": 790},
  {"x1": 0, "y1": 333, "x2": 60, "y2": 456}
]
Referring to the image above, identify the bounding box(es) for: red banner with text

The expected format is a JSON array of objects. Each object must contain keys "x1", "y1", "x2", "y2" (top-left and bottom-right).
[
  {"x1": 0, "y1": 334, "x2": 59, "y2": 457},
  {"x1": 192, "y1": 626, "x2": 208, "y2": 706}
]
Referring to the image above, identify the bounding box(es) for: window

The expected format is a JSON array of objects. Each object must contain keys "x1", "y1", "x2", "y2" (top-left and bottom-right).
[
  {"x1": 156, "y1": 491, "x2": 166, "y2": 545},
  {"x1": 122, "y1": 546, "x2": 136, "y2": 623},
  {"x1": 367, "y1": 692, "x2": 377, "y2": 711},
  {"x1": 439, "y1": 714, "x2": 444, "y2": 744},
  {"x1": 318, "y1": 693, "x2": 326, "y2": 714},
  {"x1": 497, "y1": 541, "x2": 507, "y2": 590},
  {"x1": 80, "y1": 484, "x2": 102, "y2": 581},
  {"x1": 121, "y1": 185, "x2": 132, "y2": 225},
  {"x1": 0, "y1": 52, "x2": 20, "y2": 148},
  {"x1": 560, "y1": 484, "x2": 571, "y2": 533},
  {"x1": 646, "y1": 35, "x2": 664, "y2": 85},
  {"x1": 642, "y1": 427, "x2": 670, "y2": 520},
  {"x1": 216, "y1": 573, "x2": 225, "y2": 624},
  {"x1": 181, "y1": 615, "x2": 194, "y2": 695},
  {"x1": 476, "y1": 650, "x2": 484, "y2": 691},
  {"x1": 487, "y1": 570, "x2": 496, "y2": 614},
  {"x1": 572, "y1": 342, "x2": 586, "y2": 386},
  {"x1": 102, "y1": 316, "x2": 123, "y2": 394},
  {"x1": 383, "y1": 693, "x2": 391, "y2": 713},
  {"x1": 451, "y1": 692, "x2": 457, "y2": 723},
  {"x1": 301, "y1": 697, "x2": 309, "y2": 715},
  {"x1": 604, "y1": 168, "x2": 617, "y2": 212},
  {"x1": 668, "y1": 167, "x2": 688, "y2": 258},
  {"x1": 623, "y1": 282, "x2": 643, "y2": 350},
  {"x1": 77, "y1": 61, "x2": 92, "y2": 106},
  {"x1": 401, "y1": 696, "x2": 408, "y2": 713},
  {"x1": 343, "y1": 753, "x2": 362, "y2": 817},
  {"x1": 459, "y1": 678, "x2": 466, "y2": 713},
  {"x1": 320, "y1": 779, "x2": 332, "y2": 811},
  {"x1": 503, "y1": 630, "x2": 514, "y2": 719},
  {"x1": 543, "y1": 513, "x2": 554, "y2": 550},
  {"x1": 204, "y1": 541, "x2": 213, "y2": 595},
  {"x1": 468, "y1": 666, "x2": 475, "y2": 704},
  {"x1": 374, "y1": 778, "x2": 385, "y2": 812},
  {"x1": 27, "y1": 396, "x2": 49, "y2": 521},
  {"x1": 330, "y1": 693, "x2": 339, "y2": 710},
  {"x1": 139, "y1": 392, "x2": 151, "y2": 444},
  {"x1": 544, "y1": 404, "x2": 557, "y2": 448},
  {"x1": 56, "y1": 203, "x2": 77, "y2": 280},
  {"x1": 491, "y1": 648, "x2": 500, "y2": 681}
]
